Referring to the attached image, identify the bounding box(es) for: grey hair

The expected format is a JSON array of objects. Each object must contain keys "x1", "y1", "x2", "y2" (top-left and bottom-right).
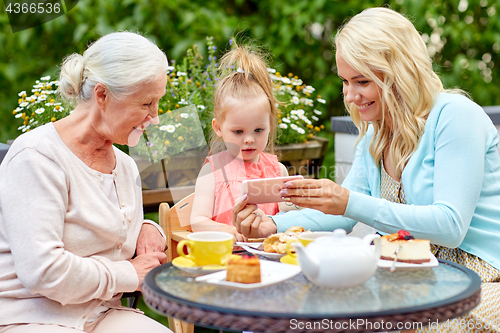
[{"x1": 58, "y1": 31, "x2": 168, "y2": 102}]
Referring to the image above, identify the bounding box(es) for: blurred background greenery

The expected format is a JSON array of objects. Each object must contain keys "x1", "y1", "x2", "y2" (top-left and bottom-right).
[
  {"x1": 1, "y1": 0, "x2": 499, "y2": 331},
  {"x1": 1, "y1": 0, "x2": 499, "y2": 144}
]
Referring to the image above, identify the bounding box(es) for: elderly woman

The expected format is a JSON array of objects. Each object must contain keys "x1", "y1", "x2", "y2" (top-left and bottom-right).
[
  {"x1": 0, "y1": 32, "x2": 172, "y2": 332},
  {"x1": 234, "y1": 8, "x2": 500, "y2": 331}
]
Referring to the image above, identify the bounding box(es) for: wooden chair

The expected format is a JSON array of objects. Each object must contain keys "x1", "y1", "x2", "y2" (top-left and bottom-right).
[
  {"x1": 159, "y1": 193, "x2": 195, "y2": 262},
  {"x1": 159, "y1": 193, "x2": 195, "y2": 333}
]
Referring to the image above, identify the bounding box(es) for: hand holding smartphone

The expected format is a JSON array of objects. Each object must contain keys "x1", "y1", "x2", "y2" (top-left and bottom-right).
[{"x1": 241, "y1": 175, "x2": 304, "y2": 204}]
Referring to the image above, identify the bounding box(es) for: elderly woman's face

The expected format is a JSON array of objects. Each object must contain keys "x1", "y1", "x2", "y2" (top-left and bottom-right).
[
  {"x1": 336, "y1": 53, "x2": 382, "y2": 123},
  {"x1": 103, "y1": 75, "x2": 167, "y2": 146}
]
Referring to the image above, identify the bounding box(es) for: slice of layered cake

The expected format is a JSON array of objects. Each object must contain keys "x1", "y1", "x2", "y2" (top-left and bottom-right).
[
  {"x1": 225, "y1": 255, "x2": 261, "y2": 284},
  {"x1": 381, "y1": 230, "x2": 431, "y2": 263}
]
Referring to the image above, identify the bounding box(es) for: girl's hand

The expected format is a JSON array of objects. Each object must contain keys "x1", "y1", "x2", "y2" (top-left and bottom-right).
[
  {"x1": 232, "y1": 195, "x2": 277, "y2": 238},
  {"x1": 279, "y1": 178, "x2": 350, "y2": 216}
]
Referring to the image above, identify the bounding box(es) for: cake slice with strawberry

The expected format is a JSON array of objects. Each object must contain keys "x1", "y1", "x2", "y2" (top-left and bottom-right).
[{"x1": 380, "y1": 230, "x2": 431, "y2": 263}]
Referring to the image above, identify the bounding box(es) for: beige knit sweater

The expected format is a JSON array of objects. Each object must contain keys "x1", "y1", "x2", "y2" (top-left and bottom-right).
[{"x1": 0, "y1": 124, "x2": 152, "y2": 329}]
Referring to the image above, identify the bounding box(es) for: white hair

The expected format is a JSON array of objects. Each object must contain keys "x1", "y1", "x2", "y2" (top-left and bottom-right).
[{"x1": 58, "y1": 31, "x2": 168, "y2": 102}]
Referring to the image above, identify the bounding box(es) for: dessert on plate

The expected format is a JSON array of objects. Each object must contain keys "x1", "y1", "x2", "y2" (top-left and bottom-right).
[
  {"x1": 262, "y1": 226, "x2": 309, "y2": 254},
  {"x1": 226, "y1": 255, "x2": 261, "y2": 284},
  {"x1": 380, "y1": 230, "x2": 431, "y2": 263}
]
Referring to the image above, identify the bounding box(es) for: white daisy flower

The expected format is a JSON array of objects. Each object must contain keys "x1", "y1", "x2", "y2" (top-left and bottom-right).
[
  {"x1": 282, "y1": 77, "x2": 291, "y2": 84},
  {"x1": 176, "y1": 71, "x2": 187, "y2": 76},
  {"x1": 180, "y1": 113, "x2": 189, "y2": 118},
  {"x1": 197, "y1": 105, "x2": 206, "y2": 110},
  {"x1": 166, "y1": 125, "x2": 176, "y2": 133},
  {"x1": 20, "y1": 102, "x2": 29, "y2": 107},
  {"x1": 35, "y1": 108, "x2": 45, "y2": 114},
  {"x1": 290, "y1": 124, "x2": 298, "y2": 130},
  {"x1": 15, "y1": 113, "x2": 23, "y2": 118},
  {"x1": 175, "y1": 123, "x2": 181, "y2": 127},
  {"x1": 267, "y1": 68, "x2": 276, "y2": 73},
  {"x1": 314, "y1": 109, "x2": 323, "y2": 115},
  {"x1": 41, "y1": 76, "x2": 51, "y2": 81},
  {"x1": 303, "y1": 85, "x2": 315, "y2": 94},
  {"x1": 297, "y1": 128, "x2": 305, "y2": 134},
  {"x1": 291, "y1": 96, "x2": 300, "y2": 105},
  {"x1": 167, "y1": 66, "x2": 175, "y2": 72},
  {"x1": 18, "y1": 91, "x2": 27, "y2": 97},
  {"x1": 179, "y1": 98, "x2": 188, "y2": 105},
  {"x1": 159, "y1": 125, "x2": 168, "y2": 131},
  {"x1": 296, "y1": 109, "x2": 305, "y2": 116},
  {"x1": 279, "y1": 123, "x2": 288, "y2": 129},
  {"x1": 312, "y1": 116, "x2": 319, "y2": 121},
  {"x1": 304, "y1": 99, "x2": 313, "y2": 106},
  {"x1": 291, "y1": 115, "x2": 299, "y2": 120},
  {"x1": 282, "y1": 118, "x2": 291, "y2": 123},
  {"x1": 291, "y1": 110, "x2": 298, "y2": 115},
  {"x1": 317, "y1": 98, "x2": 326, "y2": 104}
]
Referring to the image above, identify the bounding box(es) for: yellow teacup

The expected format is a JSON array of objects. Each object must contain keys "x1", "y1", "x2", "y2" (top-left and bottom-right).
[
  {"x1": 177, "y1": 231, "x2": 234, "y2": 266},
  {"x1": 286, "y1": 232, "x2": 335, "y2": 258}
]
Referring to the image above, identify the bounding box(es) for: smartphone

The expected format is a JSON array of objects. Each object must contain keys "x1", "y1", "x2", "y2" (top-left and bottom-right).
[{"x1": 241, "y1": 175, "x2": 304, "y2": 204}]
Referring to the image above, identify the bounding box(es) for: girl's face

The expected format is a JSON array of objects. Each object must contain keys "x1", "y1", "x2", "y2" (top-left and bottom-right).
[
  {"x1": 212, "y1": 95, "x2": 271, "y2": 163},
  {"x1": 336, "y1": 53, "x2": 383, "y2": 123}
]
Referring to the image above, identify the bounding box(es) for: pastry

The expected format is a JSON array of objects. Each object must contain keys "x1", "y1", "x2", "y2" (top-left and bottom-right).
[
  {"x1": 262, "y1": 226, "x2": 309, "y2": 254},
  {"x1": 226, "y1": 255, "x2": 261, "y2": 284},
  {"x1": 380, "y1": 230, "x2": 431, "y2": 263}
]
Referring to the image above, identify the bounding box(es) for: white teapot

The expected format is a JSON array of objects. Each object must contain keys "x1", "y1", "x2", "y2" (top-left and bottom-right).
[{"x1": 293, "y1": 229, "x2": 381, "y2": 288}]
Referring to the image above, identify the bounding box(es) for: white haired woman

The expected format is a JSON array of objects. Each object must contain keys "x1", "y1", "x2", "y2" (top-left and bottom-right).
[
  {"x1": 0, "y1": 32, "x2": 172, "y2": 332},
  {"x1": 233, "y1": 7, "x2": 500, "y2": 331}
]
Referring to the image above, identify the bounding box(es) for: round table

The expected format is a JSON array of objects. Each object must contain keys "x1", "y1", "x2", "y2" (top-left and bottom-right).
[{"x1": 143, "y1": 259, "x2": 481, "y2": 332}]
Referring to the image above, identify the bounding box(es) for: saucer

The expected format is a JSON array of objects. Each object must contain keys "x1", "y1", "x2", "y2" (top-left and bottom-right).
[
  {"x1": 280, "y1": 255, "x2": 298, "y2": 265},
  {"x1": 172, "y1": 255, "x2": 238, "y2": 274}
]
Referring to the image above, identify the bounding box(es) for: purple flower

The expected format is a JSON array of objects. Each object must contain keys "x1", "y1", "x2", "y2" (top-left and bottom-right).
[
  {"x1": 147, "y1": 141, "x2": 153, "y2": 147},
  {"x1": 213, "y1": 46, "x2": 217, "y2": 50},
  {"x1": 229, "y1": 39, "x2": 233, "y2": 46}
]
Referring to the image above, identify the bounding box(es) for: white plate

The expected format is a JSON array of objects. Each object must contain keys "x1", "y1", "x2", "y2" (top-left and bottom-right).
[
  {"x1": 195, "y1": 260, "x2": 301, "y2": 289},
  {"x1": 377, "y1": 253, "x2": 439, "y2": 270},
  {"x1": 240, "y1": 243, "x2": 285, "y2": 260}
]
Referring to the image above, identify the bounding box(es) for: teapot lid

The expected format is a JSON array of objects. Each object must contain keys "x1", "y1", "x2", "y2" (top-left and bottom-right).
[{"x1": 316, "y1": 229, "x2": 364, "y2": 246}]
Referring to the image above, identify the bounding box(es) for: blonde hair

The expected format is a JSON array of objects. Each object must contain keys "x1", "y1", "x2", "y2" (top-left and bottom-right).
[
  {"x1": 334, "y1": 7, "x2": 444, "y2": 178},
  {"x1": 59, "y1": 31, "x2": 168, "y2": 103},
  {"x1": 211, "y1": 42, "x2": 278, "y2": 154}
]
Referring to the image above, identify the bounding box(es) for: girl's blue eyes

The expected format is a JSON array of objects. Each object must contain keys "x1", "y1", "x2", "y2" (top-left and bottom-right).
[{"x1": 233, "y1": 129, "x2": 264, "y2": 134}]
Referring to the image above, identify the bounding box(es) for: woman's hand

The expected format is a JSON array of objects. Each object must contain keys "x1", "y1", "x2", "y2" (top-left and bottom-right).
[
  {"x1": 232, "y1": 195, "x2": 277, "y2": 238},
  {"x1": 129, "y1": 252, "x2": 166, "y2": 291},
  {"x1": 136, "y1": 223, "x2": 165, "y2": 255},
  {"x1": 279, "y1": 178, "x2": 350, "y2": 216}
]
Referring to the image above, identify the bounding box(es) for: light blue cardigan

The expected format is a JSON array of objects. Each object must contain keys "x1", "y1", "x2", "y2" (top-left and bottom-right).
[{"x1": 273, "y1": 93, "x2": 500, "y2": 271}]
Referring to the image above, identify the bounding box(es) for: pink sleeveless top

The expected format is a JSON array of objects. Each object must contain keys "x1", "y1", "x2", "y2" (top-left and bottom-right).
[{"x1": 206, "y1": 151, "x2": 281, "y2": 225}]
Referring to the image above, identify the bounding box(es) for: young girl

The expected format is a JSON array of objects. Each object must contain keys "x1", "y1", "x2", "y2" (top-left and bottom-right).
[{"x1": 190, "y1": 44, "x2": 294, "y2": 241}]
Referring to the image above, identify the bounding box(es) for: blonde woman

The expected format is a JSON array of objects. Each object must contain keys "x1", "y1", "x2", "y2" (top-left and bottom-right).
[{"x1": 233, "y1": 7, "x2": 500, "y2": 330}]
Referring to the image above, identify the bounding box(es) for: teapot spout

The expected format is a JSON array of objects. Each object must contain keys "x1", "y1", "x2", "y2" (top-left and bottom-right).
[{"x1": 294, "y1": 242, "x2": 320, "y2": 280}]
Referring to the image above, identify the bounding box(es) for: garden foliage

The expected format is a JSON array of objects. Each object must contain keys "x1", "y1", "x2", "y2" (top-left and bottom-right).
[{"x1": 1, "y1": 0, "x2": 500, "y2": 144}]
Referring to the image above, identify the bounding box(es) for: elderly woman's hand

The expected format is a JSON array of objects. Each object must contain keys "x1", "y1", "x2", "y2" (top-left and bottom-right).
[
  {"x1": 136, "y1": 223, "x2": 166, "y2": 255},
  {"x1": 232, "y1": 195, "x2": 277, "y2": 238},
  {"x1": 130, "y1": 252, "x2": 166, "y2": 291},
  {"x1": 279, "y1": 178, "x2": 350, "y2": 216}
]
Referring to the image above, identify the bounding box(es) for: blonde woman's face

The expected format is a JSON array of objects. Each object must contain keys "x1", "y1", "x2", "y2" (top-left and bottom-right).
[
  {"x1": 212, "y1": 95, "x2": 271, "y2": 163},
  {"x1": 336, "y1": 53, "x2": 383, "y2": 123}
]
